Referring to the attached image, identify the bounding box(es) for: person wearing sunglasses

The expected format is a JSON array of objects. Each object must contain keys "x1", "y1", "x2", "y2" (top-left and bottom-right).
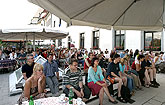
[{"x1": 22, "y1": 54, "x2": 35, "y2": 80}]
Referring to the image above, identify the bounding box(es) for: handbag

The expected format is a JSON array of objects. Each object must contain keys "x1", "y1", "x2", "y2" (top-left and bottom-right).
[{"x1": 107, "y1": 76, "x2": 115, "y2": 84}]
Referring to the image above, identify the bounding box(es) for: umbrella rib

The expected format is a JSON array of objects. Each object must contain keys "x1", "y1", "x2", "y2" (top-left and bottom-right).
[
  {"x1": 71, "y1": 0, "x2": 106, "y2": 19},
  {"x1": 112, "y1": 0, "x2": 137, "y2": 26}
]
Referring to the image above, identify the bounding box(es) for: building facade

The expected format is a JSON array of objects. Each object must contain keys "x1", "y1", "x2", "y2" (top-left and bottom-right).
[{"x1": 32, "y1": 8, "x2": 163, "y2": 52}]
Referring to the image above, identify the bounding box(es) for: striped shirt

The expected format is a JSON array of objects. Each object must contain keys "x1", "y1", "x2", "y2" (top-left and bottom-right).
[{"x1": 62, "y1": 67, "x2": 83, "y2": 88}]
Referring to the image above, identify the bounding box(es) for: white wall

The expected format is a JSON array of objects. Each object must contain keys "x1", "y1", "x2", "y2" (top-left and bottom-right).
[
  {"x1": 99, "y1": 29, "x2": 112, "y2": 52},
  {"x1": 125, "y1": 30, "x2": 141, "y2": 52},
  {"x1": 67, "y1": 26, "x2": 94, "y2": 51}
]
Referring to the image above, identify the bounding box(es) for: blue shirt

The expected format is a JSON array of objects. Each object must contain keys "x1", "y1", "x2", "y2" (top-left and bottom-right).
[
  {"x1": 119, "y1": 63, "x2": 125, "y2": 73},
  {"x1": 120, "y1": 53, "x2": 125, "y2": 58},
  {"x1": 43, "y1": 60, "x2": 59, "y2": 77},
  {"x1": 88, "y1": 66, "x2": 104, "y2": 84}
]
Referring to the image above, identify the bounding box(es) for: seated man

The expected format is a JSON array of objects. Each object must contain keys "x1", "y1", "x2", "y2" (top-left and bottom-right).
[
  {"x1": 43, "y1": 53, "x2": 60, "y2": 96},
  {"x1": 77, "y1": 50, "x2": 84, "y2": 67},
  {"x1": 22, "y1": 54, "x2": 35, "y2": 80},
  {"x1": 63, "y1": 59, "x2": 91, "y2": 102},
  {"x1": 142, "y1": 54, "x2": 159, "y2": 87},
  {"x1": 106, "y1": 54, "x2": 127, "y2": 103},
  {"x1": 18, "y1": 49, "x2": 26, "y2": 66}
]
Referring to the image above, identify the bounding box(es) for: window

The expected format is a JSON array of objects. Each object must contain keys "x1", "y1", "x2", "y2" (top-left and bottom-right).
[
  {"x1": 115, "y1": 30, "x2": 125, "y2": 50},
  {"x1": 144, "y1": 31, "x2": 161, "y2": 51},
  {"x1": 93, "y1": 30, "x2": 99, "y2": 49},
  {"x1": 58, "y1": 39, "x2": 62, "y2": 47},
  {"x1": 80, "y1": 33, "x2": 85, "y2": 49}
]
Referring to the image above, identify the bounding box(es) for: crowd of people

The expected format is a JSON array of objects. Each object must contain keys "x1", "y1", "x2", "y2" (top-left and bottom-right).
[{"x1": 1, "y1": 47, "x2": 164, "y2": 105}]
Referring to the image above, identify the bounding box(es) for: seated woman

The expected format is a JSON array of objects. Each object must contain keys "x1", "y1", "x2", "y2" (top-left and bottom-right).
[
  {"x1": 18, "y1": 63, "x2": 46, "y2": 104},
  {"x1": 88, "y1": 57, "x2": 118, "y2": 105},
  {"x1": 119, "y1": 58, "x2": 135, "y2": 95}
]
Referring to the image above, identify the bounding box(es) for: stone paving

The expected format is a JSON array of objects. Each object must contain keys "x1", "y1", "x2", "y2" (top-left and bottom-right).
[{"x1": 0, "y1": 72, "x2": 165, "y2": 105}]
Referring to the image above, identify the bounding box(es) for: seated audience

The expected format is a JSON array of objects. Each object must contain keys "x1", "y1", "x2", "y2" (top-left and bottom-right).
[
  {"x1": 63, "y1": 59, "x2": 91, "y2": 102},
  {"x1": 106, "y1": 54, "x2": 127, "y2": 103},
  {"x1": 88, "y1": 57, "x2": 118, "y2": 105}
]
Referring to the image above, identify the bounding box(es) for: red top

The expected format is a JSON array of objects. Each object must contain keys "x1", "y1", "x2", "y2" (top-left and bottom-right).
[
  {"x1": 131, "y1": 61, "x2": 136, "y2": 70},
  {"x1": 43, "y1": 53, "x2": 47, "y2": 59},
  {"x1": 84, "y1": 58, "x2": 91, "y2": 70}
]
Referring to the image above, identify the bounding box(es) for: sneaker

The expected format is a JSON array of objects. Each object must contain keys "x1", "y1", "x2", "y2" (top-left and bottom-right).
[{"x1": 149, "y1": 84, "x2": 158, "y2": 88}]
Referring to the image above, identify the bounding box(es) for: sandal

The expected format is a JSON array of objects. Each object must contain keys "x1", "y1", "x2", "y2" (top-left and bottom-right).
[
  {"x1": 116, "y1": 97, "x2": 127, "y2": 103},
  {"x1": 109, "y1": 99, "x2": 118, "y2": 104}
]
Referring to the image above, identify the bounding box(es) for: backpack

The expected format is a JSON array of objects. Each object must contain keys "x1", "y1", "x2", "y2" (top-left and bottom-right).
[{"x1": 121, "y1": 85, "x2": 132, "y2": 102}]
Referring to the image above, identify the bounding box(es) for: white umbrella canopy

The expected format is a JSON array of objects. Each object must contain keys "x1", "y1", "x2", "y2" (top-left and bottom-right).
[
  {"x1": 28, "y1": 0, "x2": 163, "y2": 30},
  {"x1": 0, "y1": 26, "x2": 68, "y2": 40}
]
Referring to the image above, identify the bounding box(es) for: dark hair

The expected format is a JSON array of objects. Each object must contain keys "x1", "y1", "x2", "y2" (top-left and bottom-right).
[
  {"x1": 88, "y1": 52, "x2": 93, "y2": 57},
  {"x1": 160, "y1": 52, "x2": 164, "y2": 54},
  {"x1": 91, "y1": 57, "x2": 99, "y2": 67},
  {"x1": 113, "y1": 54, "x2": 120, "y2": 59},
  {"x1": 138, "y1": 54, "x2": 144, "y2": 60},
  {"x1": 70, "y1": 59, "x2": 78, "y2": 65},
  {"x1": 155, "y1": 53, "x2": 159, "y2": 56},
  {"x1": 47, "y1": 53, "x2": 53, "y2": 58}
]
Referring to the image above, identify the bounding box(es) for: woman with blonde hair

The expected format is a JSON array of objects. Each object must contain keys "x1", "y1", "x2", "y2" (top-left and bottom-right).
[{"x1": 18, "y1": 63, "x2": 46, "y2": 104}]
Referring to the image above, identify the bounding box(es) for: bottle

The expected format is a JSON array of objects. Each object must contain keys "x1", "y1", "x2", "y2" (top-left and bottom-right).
[
  {"x1": 29, "y1": 96, "x2": 34, "y2": 105},
  {"x1": 69, "y1": 87, "x2": 74, "y2": 104}
]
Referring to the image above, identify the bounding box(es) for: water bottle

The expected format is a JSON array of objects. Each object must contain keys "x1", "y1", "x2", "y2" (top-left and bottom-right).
[
  {"x1": 69, "y1": 87, "x2": 74, "y2": 104},
  {"x1": 29, "y1": 96, "x2": 34, "y2": 105}
]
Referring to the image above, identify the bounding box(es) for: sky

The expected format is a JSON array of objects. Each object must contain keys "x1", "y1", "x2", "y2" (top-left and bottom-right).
[{"x1": 0, "y1": 0, "x2": 40, "y2": 28}]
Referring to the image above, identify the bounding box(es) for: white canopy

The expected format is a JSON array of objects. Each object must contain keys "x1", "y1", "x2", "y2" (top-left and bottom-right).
[
  {"x1": 0, "y1": 26, "x2": 68, "y2": 40},
  {"x1": 28, "y1": 0, "x2": 164, "y2": 30}
]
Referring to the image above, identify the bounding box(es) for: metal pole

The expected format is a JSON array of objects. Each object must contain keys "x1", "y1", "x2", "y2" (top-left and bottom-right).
[
  {"x1": 111, "y1": 27, "x2": 115, "y2": 50},
  {"x1": 25, "y1": 33, "x2": 28, "y2": 52},
  {"x1": 33, "y1": 33, "x2": 35, "y2": 51},
  {"x1": 162, "y1": 0, "x2": 165, "y2": 51}
]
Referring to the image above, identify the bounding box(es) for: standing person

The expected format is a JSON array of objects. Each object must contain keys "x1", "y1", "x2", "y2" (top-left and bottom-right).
[
  {"x1": 43, "y1": 53, "x2": 60, "y2": 96},
  {"x1": 84, "y1": 52, "x2": 94, "y2": 86},
  {"x1": 106, "y1": 54, "x2": 127, "y2": 103},
  {"x1": 22, "y1": 54, "x2": 35, "y2": 80},
  {"x1": 88, "y1": 57, "x2": 118, "y2": 105},
  {"x1": 63, "y1": 59, "x2": 91, "y2": 102}
]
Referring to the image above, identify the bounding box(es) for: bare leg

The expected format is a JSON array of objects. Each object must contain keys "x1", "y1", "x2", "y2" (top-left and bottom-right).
[
  {"x1": 145, "y1": 70, "x2": 150, "y2": 84},
  {"x1": 102, "y1": 86, "x2": 115, "y2": 102},
  {"x1": 115, "y1": 78, "x2": 122, "y2": 97},
  {"x1": 149, "y1": 69, "x2": 153, "y2": 81},
  {"x1": 99, "y1": 88, "x2": 104, "y2": 105},
  {"x1": 121, "y1": 76, "x2": 127, "y2": 86},
  {"x1": 153, "y1": 68, "x2": 156, "y2": 79}
]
